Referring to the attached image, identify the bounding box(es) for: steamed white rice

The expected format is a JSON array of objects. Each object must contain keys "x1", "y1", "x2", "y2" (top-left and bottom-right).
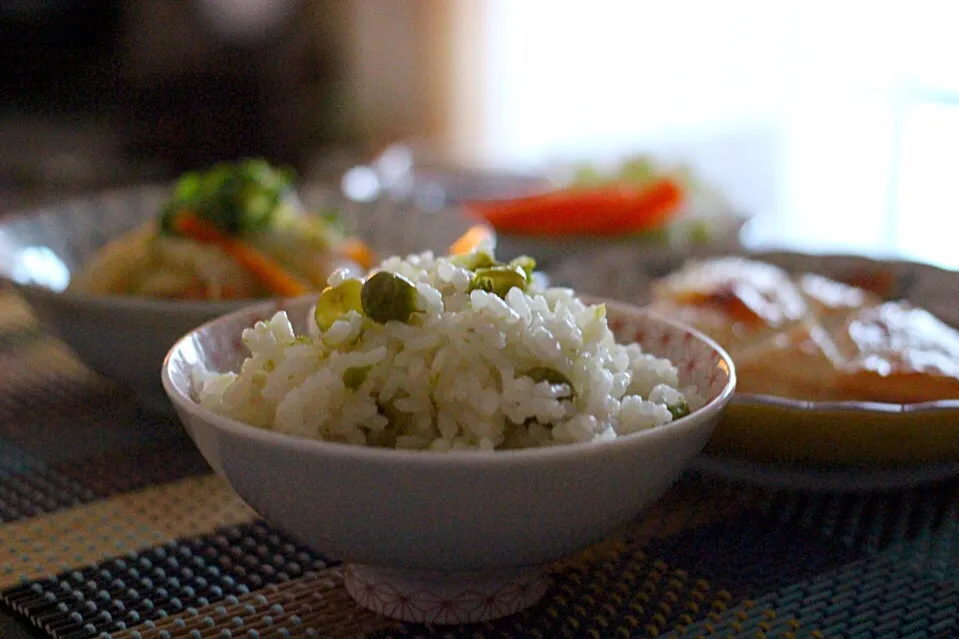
[{"x1": 193, "y1": 251, "x2": 689, "y2": 451}]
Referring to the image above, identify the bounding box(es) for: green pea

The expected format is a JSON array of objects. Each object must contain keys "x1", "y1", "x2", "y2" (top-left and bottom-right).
[
  {"x1": 343, "y1": 365, "x2": 371, "y2": 390},
  {"x1": 524, "y1": 367, "x2": 571, "y2": 386},
  {"x1": 667, "y1": 396, "x2": 690, "y2": 420},
  {"x1": 314, "y1": 279, "x2": 363, "y2": 331},
  {"x1": 508, "y1": 256, "x2": 536, "y2": 282},
  {"x1": 361, "y1": 271, "x2": 419, "y2": 324},
  {"x1": 472, "y1": 265, "x2": 528, "y2": 298},
  {"x1": 450, "y1": 250, "x2": 498, "y2": 271}
]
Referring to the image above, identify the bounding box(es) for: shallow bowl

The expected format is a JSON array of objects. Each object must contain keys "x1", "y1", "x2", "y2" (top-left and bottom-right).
[{"x1": 0, "y1": 185, "x2": 484, "y2": 410}]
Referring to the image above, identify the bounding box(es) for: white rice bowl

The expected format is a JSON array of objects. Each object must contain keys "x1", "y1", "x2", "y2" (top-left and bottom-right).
[{"x1": 193, "y1": 250, "x2": 692, "y2": 451}]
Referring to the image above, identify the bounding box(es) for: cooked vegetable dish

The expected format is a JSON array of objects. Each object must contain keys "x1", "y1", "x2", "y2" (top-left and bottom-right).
[
  {"x1": 467, "y1": 154, "x2": 738, "y2": 245},
  {"x1": 69, "y1": 159, "x2": 373, "y2": 300}
]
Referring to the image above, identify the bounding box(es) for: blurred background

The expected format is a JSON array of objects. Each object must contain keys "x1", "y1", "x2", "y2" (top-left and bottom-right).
[{"x1": 1, "y1": 0, "x2": 956, "y2": 269}]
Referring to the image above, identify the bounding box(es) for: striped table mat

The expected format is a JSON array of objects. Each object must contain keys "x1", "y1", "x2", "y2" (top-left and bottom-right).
[{"x1": 0, "y1": 286, "x2": 956, "y2": 638}]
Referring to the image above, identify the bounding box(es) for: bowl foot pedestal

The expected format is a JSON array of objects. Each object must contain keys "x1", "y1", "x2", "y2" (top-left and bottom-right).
[{"x1": 342, "y1": 564, "x2": 548, "y2": 625}]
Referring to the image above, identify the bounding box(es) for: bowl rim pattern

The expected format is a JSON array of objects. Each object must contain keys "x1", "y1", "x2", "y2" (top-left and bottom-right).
[{"x1": 161, "y1": 296, "x2": 737, "y2": 466}]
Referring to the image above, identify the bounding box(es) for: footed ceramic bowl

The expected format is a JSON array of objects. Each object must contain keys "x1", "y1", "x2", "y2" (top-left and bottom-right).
[
  {"x1": 162, "y1": 296, "x2": 736, "y2": 624},
  {"x1": 0, "y1": 185, "x2": 485, "y2": 410}
]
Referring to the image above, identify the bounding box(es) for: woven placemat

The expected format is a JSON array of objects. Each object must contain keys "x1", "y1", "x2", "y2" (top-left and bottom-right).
[{"x1": 1, "y1": 287, "x2": 957, "y2": 638}]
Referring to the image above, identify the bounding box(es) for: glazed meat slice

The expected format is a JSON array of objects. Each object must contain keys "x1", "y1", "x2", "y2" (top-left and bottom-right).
[
  {"x1": 649, "y1": 257, "x2": 811, "y2": 359},
  {"x1": 650, "y1": 258, "x2": 959, "y2": 404},
  {"x1": 730, "y1": 321, "x2": 847, "y2": 400},
  {"x1": 797, "y1": 272, "x2": 881, "y2": 329},
  {"x1": 829, "y1": 301, "x2": 959, "y2": 404}
]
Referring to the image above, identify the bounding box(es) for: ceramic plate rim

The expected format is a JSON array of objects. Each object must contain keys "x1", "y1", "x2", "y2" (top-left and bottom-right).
[{"x1": 731, "y1": 392, "x2": 959, "y2": 414}]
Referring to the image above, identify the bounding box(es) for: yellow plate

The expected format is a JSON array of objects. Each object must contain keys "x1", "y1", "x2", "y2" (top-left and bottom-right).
[
  {"x1": 704, "y1": 251, "x2": 959, "y2": 468},
  {"x1": 551, "y1": 249, "x2": 959, "y2": 470},
  {"x1": 706, "y1": 396, "x2": 959, "y2": 466}
]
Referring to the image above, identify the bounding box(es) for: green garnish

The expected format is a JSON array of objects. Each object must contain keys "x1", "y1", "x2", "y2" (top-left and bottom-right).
[
  {"x1": 314, "y1": 279, "x2": 363, "y2": 331},
  {"x1": 617, "y1": 156, "x2": 657, "y2": 186},
  {"x1": 687, "y1": 219, "x2": 711, "y2": 245},
  {"x1": 570, "y1": 164, "x2": 605, "y2": 187},
  {"x1": 159, "y1": 158, "x2": 296, "y2": 237},
  {"x1": 317, "y1": 207, "x2": 347, "y2": 234},
  {"x1": 361, "y1": 271, "x2": 419, "y2": 324}
]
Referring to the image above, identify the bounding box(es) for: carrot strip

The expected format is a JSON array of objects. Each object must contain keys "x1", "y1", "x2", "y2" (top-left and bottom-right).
[
  {"x1": 449, "y1": 225, "x2": 494, "y2": 255},
  {"x1": 170, "y1": 211, "x2": 222, "y2": 242},
  {"x1": 222, "y1": 241, "x2": 310, "y2": 297},
  {"x1": 172, "y1": 213, "x2": 310, "y2": 297},
  {"x1": 181, "y1": 277, "x2": 208, "y2": 300},
  {"x1": 340, "y1": 237, "x2": 375, "y2": 270},
  {"x1": 467, "y1": 178, "x2": 684, "y2": 237},
  {"x1": 219, "y1": 285, "x2": 242, "y2": 300}
]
